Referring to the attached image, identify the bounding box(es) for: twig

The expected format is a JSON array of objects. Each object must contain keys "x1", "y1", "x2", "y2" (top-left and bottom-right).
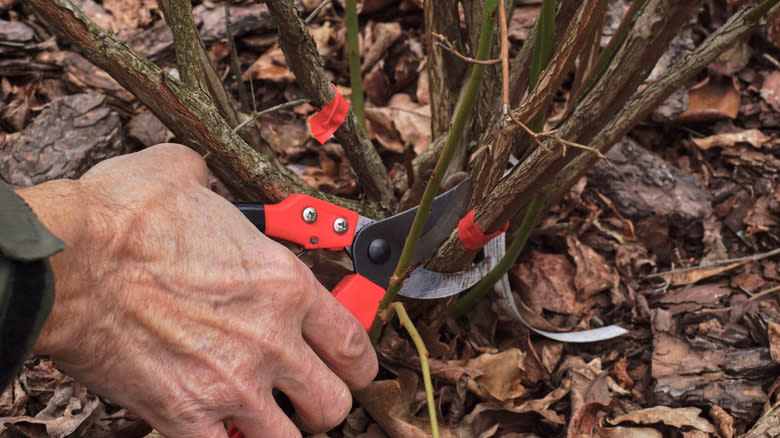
[
  {"x1": 498, "y1": 0, "x2": 510, "y2": 122},
  {"x1": 232, "y1": 98, "x2": 311, "y2": 133},
  {"x1": 27, "y1": 0, "x2": 378, "y2": 216},
  {"x1": 555, "y1": 136, "x2": 610, "y2": 163},
  {"x1": 508, "y1": 110, "x2": 552, "y2": 153},
  {"x1": 304, "y1": 0, "x2": 331, "y2": 24},
  {"x1": 391, "y1": 302, "x2": 439, "y2": 438},
  {"x1": 368, "y1": 0, "x2": 499, "y2": 341},
  {"x1": 547, "y1": 0, "x2": 780, "y2": 209},
  {"x1": 432, "y1": 33, "x2": 501, "y2": 65},
  {"x1": 748, "y1": 284, "x2": 780, "y2": 302},
  {"x1": 644, "y1": 247, "x2": 780, "y2": 279},
  {"x1": 344, "y1": 0, "x2": 365, "y2": 126},
  {"x1": 224, "y1": 1, "x2": 250, "y2": 111}
]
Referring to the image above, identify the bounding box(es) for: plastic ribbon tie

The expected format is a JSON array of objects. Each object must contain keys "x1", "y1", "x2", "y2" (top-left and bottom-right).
[
  {"x1": 309, "y1": 83, "x2": 349, "y2": 144},
  {"x1": 457, "y1": 209, "x2": 509, "y2": 250}
]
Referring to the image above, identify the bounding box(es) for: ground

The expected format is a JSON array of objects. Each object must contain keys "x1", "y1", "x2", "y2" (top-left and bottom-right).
[{"x1": 2, "y1": 0, "x2": 780, "y2": 437}]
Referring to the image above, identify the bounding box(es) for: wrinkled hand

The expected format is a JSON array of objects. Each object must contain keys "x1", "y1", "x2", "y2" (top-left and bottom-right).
[{"x1": 19, "y1": 144, "x2": 377, "y2": 438}]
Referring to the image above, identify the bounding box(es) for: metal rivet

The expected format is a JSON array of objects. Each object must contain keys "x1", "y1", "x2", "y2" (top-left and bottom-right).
[
  {"x1": 302, "y1": 207, "x2": 317, "y2": 224},
  {"x1": 333, "y1": 217, "x2": 348, "y2": 234},
  {"x1": 310, "y1": 236, "x2": 318, "y2": 245},
  {"x1": 368, "y1": 239, "x2": 391, "y2": 264}
]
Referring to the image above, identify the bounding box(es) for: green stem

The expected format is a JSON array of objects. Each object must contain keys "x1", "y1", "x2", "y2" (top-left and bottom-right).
[
  {"x1": 368, "y1": 0, "x2": 498, "y2": 342},
  {"x1": 748, "y1": 0, "x2": 780, "y2": 20},
  {"x1": 452, "y1": 186, "x2": 549, "y2": 318},
  {"x1": 392, "y1": 302, "x2": 438, "y2": 438},
  {"x1": 528, "y1": 0, "x2": 556, "y2": 90},
  {"x1": 452, "y1": 0, "x2": 556, "y2": 317},
  {"x1": 344, "y1": 0, "x2": 365, "y2": 126}
]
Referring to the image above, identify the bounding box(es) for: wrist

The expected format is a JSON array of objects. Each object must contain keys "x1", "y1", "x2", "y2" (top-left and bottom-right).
[{"x1": 16, "y1": 179, "x2": 112, "y2": 359}]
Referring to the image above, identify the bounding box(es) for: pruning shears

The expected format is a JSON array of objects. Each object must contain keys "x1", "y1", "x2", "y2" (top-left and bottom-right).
[
  {"x1": 235, "y1": 179, "x2": 494, "y2": 331},
  {"x1": 228, "y1": 174, "x2": 628, "y2": 437}
]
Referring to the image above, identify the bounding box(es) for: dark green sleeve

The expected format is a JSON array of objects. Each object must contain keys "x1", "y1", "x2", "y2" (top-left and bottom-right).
[{"x1": 0, "y1": 180, "x2": 65, "y2": 389}]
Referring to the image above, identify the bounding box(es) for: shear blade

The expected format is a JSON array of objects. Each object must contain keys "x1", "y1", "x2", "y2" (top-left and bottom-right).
[{"x1": 398, "y1": 256, "x2": 496, "y2": 299}]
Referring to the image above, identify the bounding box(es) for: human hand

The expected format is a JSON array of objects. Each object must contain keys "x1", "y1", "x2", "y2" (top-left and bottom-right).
[{"x1": 18, "y1": 143, "x2": 378, "y2": 437}]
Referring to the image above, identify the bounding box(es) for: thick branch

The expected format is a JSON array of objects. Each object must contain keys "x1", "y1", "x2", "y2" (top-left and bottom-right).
[
  {"x1": 429, "y1": 0, "x2": 699, "y2": 270},
  {"x1": 29, "y1": 0, "x2": 377, "y2": 216},
  {"x1": 157, "y1": 0, "x2": 274, "y2": 157},
  {"x1": 264, "y1": 0, "x2": 395, "y2": 212},
  {"x1": 548, "y1": 1, "x2": 780, "y2": 205},
  {"x1": 425, "y1": 0, "x2": 467, "y2": 139}
]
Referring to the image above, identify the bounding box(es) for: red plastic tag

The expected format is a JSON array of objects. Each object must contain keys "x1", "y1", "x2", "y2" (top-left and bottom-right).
[
  {"x1": 457, "y1": 209, "x2": 509, "y2": 250},
  {"x1": 309, "y1": 84, "x2": 349, "y2": 144}
]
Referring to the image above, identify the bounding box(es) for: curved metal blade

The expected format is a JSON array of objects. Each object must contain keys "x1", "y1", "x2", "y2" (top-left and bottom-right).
[
  {"x1": 398, "y1": 256, "x2": 496, "y2": 299},
  {"x1": 411, "y1": 179, "x2": 472, "y2": 264},
  {"x1": 350, "y1": 179, "x2": 473, "y2": 288},
  {"x1": 484, "y1": 235, "x2": 628, "y2": 343}
]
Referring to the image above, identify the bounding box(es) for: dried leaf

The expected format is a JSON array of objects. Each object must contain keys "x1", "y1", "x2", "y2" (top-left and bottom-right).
[
  {"x1": 353, "y1": 370, "x2": 458, "y2": 438},
  {"x1": 709, "y1": 405, "x2": 735, "y2": 438},
  {"x1": 668, "y1": 262, "x2": 747, "y2": 286},
  {"x1": 769, "y1": 12, "x2": 780, "y2": 48},
  {"x1": 126, "y1": 111, "x2": 174, "y2": 146},
  {"x1": 449, "y1": 349, "x2": 531, "y2": 402},
  {"x1": 597, "y1": 426, "x2": 663, "y2": 438},
  {"x1": 310, "y1": 22, "x2": 341, "y2": 60},
  {"x1": 509, "y1": 5, "x2": 541, "y2": 41},
  {"x1": 655, "y1": 282, "x2": 732, "y2": 312},
  {"x1": 567, "y1": 402, "x2": 608, "y2": 438},
  {"x1": 243, "y1": 44, "x2": 295, "y2": 82},
  {"x1": 362, "y1": 22, "x2": 402, "y2": 73},
  {"x1": 608, "y1": 406, "x2": 716, "y2": 433},
  {"x1": 103, "y1": 0, "x2": 154, "y2": 32},
  {"x1": 652, "y1": 332, "x2": 769, "y2": 419},
  {"x1": 708, "y1": 40, "x2": 751, "y2": 76},
  {"x1": 611, "y1": 357, "x2": 634, "y2": 390},
  {"x1": 745, "y1": 193, "x2": 780, "y2": 236},
  {"x1": 365, "y1": 94, "x2": 431, "y2": 154},
  {"x1": 761, "y1": 71, "x2": 780, "y2": 112},
  {"x1": 566, "y1": 235, "x2": 618, "y2": 298},
  {"x1": 510, "y1": 251, "x2": 577, "y2": 314},
  {"x1": 691, "y1": 129, "x2": 771, "y2": 150},
  {"x1": 678, "y1": 75, "x2": 740, "y2": 122},
  {"x1": 768, "y1": 321, "x2": 780, "y2": 365}
]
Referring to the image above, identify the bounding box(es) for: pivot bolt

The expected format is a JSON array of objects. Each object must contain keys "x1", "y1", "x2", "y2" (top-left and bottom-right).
[
  {"x1": 333, "y1": 217, "x2": 349, "y2": 234},
  {"x1": 368, "y1": 239, "x2": 391, "y2": 264},
  {"x1": 302, "y1": 207, "x2": 318, "y2": 224}
]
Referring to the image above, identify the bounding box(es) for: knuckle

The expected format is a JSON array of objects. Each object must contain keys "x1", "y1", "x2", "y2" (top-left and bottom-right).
[
  {"x1": 337, "y1": 321, "x2": 372, "y2": 363},
  {"x1": 276, "y1": 252, "x2": 312, "y2": 308},
  {"x1": 315, "y1": 383, "x2": 352, "y2": 431}
]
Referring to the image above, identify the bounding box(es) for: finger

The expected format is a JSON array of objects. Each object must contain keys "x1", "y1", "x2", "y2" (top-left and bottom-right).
[
  {"x1": 301, "y1": 281, "x2": 378, "y2": 390},
  {"x1": 232, "y1": 400, "x2": 302, "y2": 438},
  {"x1": 273, "y1": 341, "x2": 353, "y2": 433}
]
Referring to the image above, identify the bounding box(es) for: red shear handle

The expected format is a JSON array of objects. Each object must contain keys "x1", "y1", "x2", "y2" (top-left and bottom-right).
[
  {"x1": 331, "y1": 273, "x2": 385, "y2": 332},
  {"x1": 264, "y1": 194, "x2": 359, "y2": 251}
]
